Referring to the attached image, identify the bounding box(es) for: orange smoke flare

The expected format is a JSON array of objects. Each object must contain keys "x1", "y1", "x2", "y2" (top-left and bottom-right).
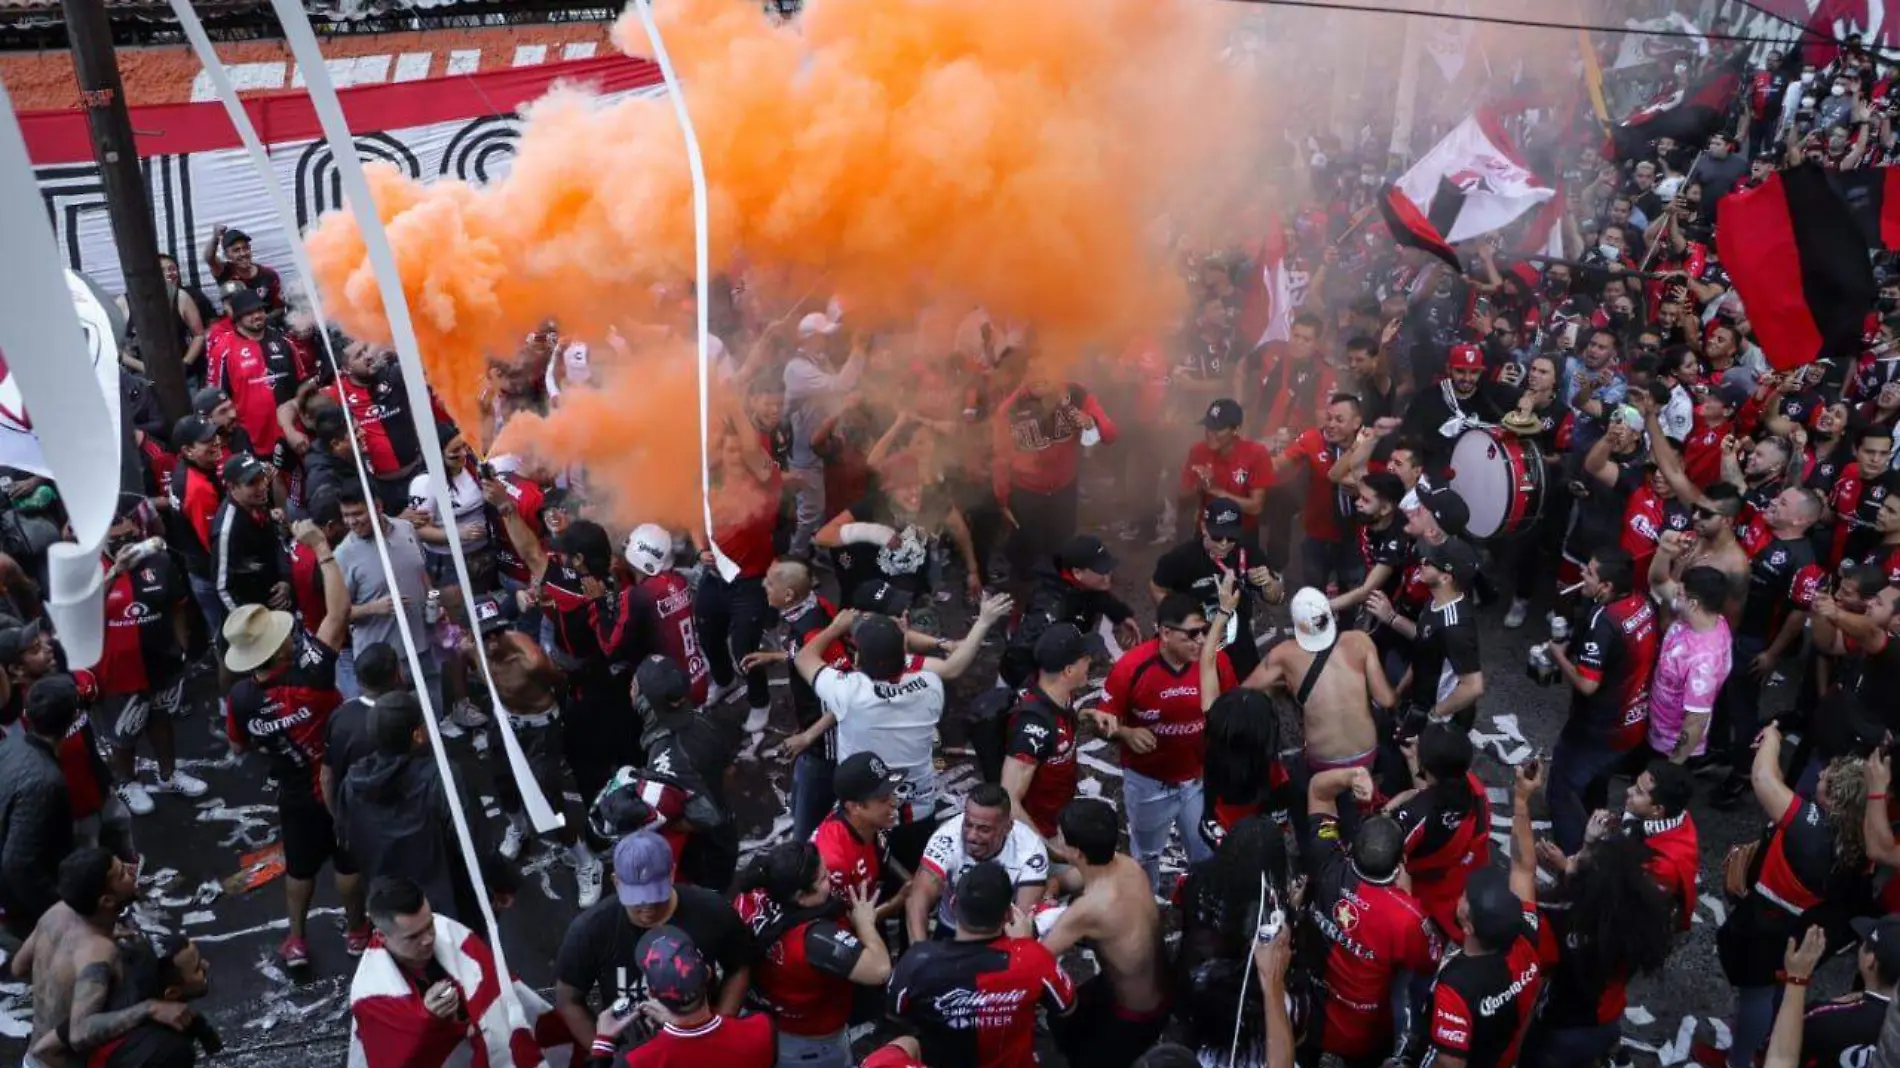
[{"x1": 306, "y1": 0, "x2": 1271, "y2": 525}]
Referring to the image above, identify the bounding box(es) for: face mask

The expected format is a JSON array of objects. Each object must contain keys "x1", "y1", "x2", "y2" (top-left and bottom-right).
[
  {"x1": 1607, "y1": 311, "x2": 1629, "y2": 329},
  {"x1": 1674, "y1": 63, "x2": 1688, "y2": 76},
  {"x1": 1802, "y1": 95, "x2": 1817, "y2": 108},
  {"x1": 1833, "y1": 84, "x2": 1848, "y2": 96},
  {"x1": 1360, "y1": 174, "x2": 1378, "y2": 187},
  {"x1": 1598, "y1": 243, "x2": 1621, "y2": 261},
  {"x1": 1545, "y1": 278, "x2": 1568, "y2": 296},
  {"x1": 1801, "y1": 71, "x2": 1815, "y2": 84}
]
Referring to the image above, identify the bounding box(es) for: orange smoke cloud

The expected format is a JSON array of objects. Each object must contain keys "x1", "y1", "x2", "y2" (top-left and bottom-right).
[{"x1": 306, "y1": 0, "x2": 1272, "y2": 525}]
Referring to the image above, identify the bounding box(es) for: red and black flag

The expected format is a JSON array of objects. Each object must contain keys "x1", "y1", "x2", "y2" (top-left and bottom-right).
[
  {"x1": 1829, "y1": 166, "x2": 1900, "y2": 250},
  {"x1": 1379, "y1": 183, "x2": 1462, "y2": 271},
  {"x1": 1605, "y1": 53, "x2": 1745, "y2": 161},
  {"x1": 1717, "y1": 162, "x2": 1876, "y2": 371}
]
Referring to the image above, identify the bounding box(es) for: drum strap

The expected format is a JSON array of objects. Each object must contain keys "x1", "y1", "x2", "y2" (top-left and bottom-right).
[{"x1": 1296, "y1": 641, "x2": 1336, "y2": 708}]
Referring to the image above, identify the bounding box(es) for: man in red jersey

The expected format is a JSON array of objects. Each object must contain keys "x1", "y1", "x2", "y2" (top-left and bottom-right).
[
  {"x1": 811, "y1": 752, "x2": 906, "y2": 903},
  {"x1": 1302, "y1": 767, "x2": 1440, "y2": 1067},
  {"x1": 204, "y1": 288, "x2": 307, "y2": 460},
  {"x1": 1275, "y1": 393, "x2": 1367, "y2": 592},
  {"x1": 221, "y1": 520, "x2": 355, "y2": 970},
  {"x1": 888, "y1": 862, "x2": 1075, "y2": 1068},
  {"x1": 168, "y1": 414, "x2": 227, "y2": 638},
  {"x1": 604, "y1": 928, "x2": 773, "y2": 1068},
  {"x1": 1001, "y1": 624, "x2": 1093, "y2": 841},
  {"x1": 1827, "y1": 426, "x2": 1895, "y2": 567},
  {"x1": 1864, "y1": 484, "x2": 1900, "y2": 585},
  {"x1": 1420, "y1": 764, "x2": 1544, "y2": 1068},
  {"x1": 324, "y1": 343, "x2": 426, "y2": 512},
  {"x1": 1620, "y1": 760, "x2": 1700, "y2": 929},
  {"x1": 992, "y1": 359, "x2": 1118, "y2": 593},
  {"x1": 1091, "y1": 593, "x2": 1236, "y2": 891},
  {"x1": 619, "y1": 524, "x2": 710, "y2": 706},
  {"x1": 92, "y1": 503, "x2": 204, "y2": 818},
  {"x1": 1543, "y1": 549, "x2": 1661, "y2": 854},
  {"x1": 1179, "y1": 398, "x2": 1273, "y2": 536}
]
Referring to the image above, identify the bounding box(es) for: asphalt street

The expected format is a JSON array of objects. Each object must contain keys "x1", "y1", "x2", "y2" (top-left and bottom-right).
[{"x1": 0, "y1": 469, "x2": 1855, "y2": 1067}]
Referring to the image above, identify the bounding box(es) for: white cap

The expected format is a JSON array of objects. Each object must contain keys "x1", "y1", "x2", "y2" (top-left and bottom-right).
[
  {"x1": 797, "y1": 312, "x2": 840, "y2": 338},
  {"x1": 1290, "y1": 587, "x2": 1337, "y2": 653},
  {"x1": 624, "y1": 523, "x2": 673, "y2": 577}
]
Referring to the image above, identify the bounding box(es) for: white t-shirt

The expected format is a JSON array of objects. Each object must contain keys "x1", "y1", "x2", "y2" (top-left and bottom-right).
[
  {"x1": 408, "y1": 469, "x2": 488, "y2": 554},
  {"x1": 1660, "y1": 383, "x2": 1695, "y2": 443},
  {"x1": 919, "y1": 814, "x2": 1050, "y2": 929},
  {"x1": 814, "y1": 664, "x2": 943, "y2": 816}
]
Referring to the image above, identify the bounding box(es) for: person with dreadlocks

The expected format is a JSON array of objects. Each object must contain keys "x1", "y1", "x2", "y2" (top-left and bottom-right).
[
  {"x1": 1171, "y1": 814, "x2": 1296, "y2": 1068},
  {"x1": 1387, "y1": 723, "x2": 1490, "y2": 939},
  {"x1": 1524, "y1": 831, "x2": 1677, "y2": 1068},
  {"x1": 1198, "y1": 688, "x2": 1295, "y2": 849},
  {"x1": 730, "y1": 840, "x2": 893, "y2": 1068},
  {"x1": 1716, "y1": 722, "x2": 1872, "y2": 1068}
]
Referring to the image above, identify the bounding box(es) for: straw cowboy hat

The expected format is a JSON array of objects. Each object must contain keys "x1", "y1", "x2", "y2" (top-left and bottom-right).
[{"x1": 223, "y1": 605, "x2": 294, "y2": 675}]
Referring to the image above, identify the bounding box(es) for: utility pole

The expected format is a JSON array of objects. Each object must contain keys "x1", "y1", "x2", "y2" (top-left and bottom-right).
[{"x1": 60, "y1": 0, "x2": 190, "y2": 424}]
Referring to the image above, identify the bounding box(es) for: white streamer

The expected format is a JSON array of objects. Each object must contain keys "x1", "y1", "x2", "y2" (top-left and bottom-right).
[
  {"x1": 0, "y1": 84, "x2": 118, "y2": 668},
  {"x1": 629, "y1": 0, "x2": 738, "y2": 582},
  {"x1": 164, "y1": 0, "x2": 561, "y2": 838},
  {"x1": 250, "y1": 0, "x2": 554, "y2": 1020}
]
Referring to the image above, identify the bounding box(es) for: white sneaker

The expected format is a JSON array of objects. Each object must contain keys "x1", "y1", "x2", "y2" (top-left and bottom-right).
[
  {"x1": 115, "y1": 781, "x2": 155, "y2": 816},
  {"x1": 450, "y1": 699, "x2": 490, "y2": 730},
  {"x1": 437, "y1": 715, "x2": 466, "y2": 740},
  {"x1": 705, "y1": 681, "x2": 734, "y2": 707},
  {"x1": 152, "y1": 770, "x2": 208, "y2": 798},
  {"x1": 1502, "y1": 598, "x2": 1529, "y2": 630},
  {"x1": 575, "y1": 852, "x2": 604, "y2": 908},
  {"x1": 498, "y1": 821, "x2": 525, "y2": 863},
  {"x1": 743, "y1": 704, "x2": 771, "y2": 733}
]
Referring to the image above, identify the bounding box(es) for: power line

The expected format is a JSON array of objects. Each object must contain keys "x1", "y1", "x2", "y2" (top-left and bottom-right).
[{"x1": 1215, "y1": 0, "x2": 1826, "y2": 48}]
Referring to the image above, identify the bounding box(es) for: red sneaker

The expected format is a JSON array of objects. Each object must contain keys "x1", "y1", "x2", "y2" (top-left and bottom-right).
[
  {"x1": 279, "y1": 935, "x2": 310, "y2": 970},
  {"x1": 1689, "y1": 1041, "x2": 1729, "y2": 1068},
  {"x1": 345, "y1": 926, "x2": 371, "y2": 957}
]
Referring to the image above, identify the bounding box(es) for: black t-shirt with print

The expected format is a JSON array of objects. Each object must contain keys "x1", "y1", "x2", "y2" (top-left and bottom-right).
[{"x1": 553, "y1": 885, "x2": 754, "y2": 1009}]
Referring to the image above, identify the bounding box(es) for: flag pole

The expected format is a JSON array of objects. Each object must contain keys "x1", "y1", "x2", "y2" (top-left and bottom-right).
[{"x1": 1638, "y1": 149, "x2": 1704, "y2": 271}]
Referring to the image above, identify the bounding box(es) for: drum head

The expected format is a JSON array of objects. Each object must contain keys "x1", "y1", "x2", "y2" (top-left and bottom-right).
[{"x1": 1449, "y1": 430, "x2": 1511, "y2": 539}]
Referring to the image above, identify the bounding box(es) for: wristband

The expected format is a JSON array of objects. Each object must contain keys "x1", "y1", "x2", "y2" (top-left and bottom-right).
[
  {"x1": 1871, "y1": 793, "x2": 1889, "y2": 802},
  {"x1": 590, "y1": 1038, "x2": 617, "y2": 1057},
  {"x1": 1778, "y1": 971, "x2": 1811, "y2": 987},
  {"x1": 840, "y1": 522, "x2": 899, "y2": 547}
]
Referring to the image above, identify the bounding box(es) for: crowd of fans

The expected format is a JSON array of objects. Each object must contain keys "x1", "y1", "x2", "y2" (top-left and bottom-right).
[{"x1": 11, "y1": 19, "x2": 1900, "y2": 1068}]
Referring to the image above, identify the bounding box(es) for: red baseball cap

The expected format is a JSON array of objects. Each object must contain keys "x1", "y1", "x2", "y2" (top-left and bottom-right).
[{"x1": 1447, "y1": 344, "x2": 1484, "y2": 370}]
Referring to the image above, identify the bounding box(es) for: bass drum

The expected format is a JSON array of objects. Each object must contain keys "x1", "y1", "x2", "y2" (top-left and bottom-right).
[{"x1": 1447, "y1": 426, "x2": 1546, "y2": 540}]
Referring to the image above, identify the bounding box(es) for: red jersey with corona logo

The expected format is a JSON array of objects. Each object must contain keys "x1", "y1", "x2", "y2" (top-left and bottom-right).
[
  {"x1": 886, "y1": 936, "x2": 1075, "y2": 1068},
  {"x1": 206, "y1": 326, "x2": 309, "y2": 454},
  {"x1": 95, "y1": 556, "x2": 188, "y2": 697},
  {"x1": 1567, "y1": 592, "x2": 1660, "y2": 752},
  {"x1": 1306, "y1": 813, "x2": 1441, "y2": 1058},
  {"x1": 623, "y1": 572, "x2": 710, "y2": 705},
  {"x1": 812, "y1": 809, "x2": 886, "y2": 900},
  {"x1": 1423, "y1": 907, "x2": 1543, "y2": 1068},
  {"x1": 732, "y1": 890, "x2": 865, "y2": 1038},
  {"x1": 1179, "y1": 439, "x2": 1275, "y2": 532},
  {"x1": 1098, "y1": 638, "x2": 1235, "y2": 784},
  {"x1": 224, "y1": 630, "x2": 342, "y2": 802},
  {"x1": 324, "y1": 365, "x2": 421, "y2": 477},
  {"x1": 1003, "y1": 688, "x2": 1079, "y2": 837}
]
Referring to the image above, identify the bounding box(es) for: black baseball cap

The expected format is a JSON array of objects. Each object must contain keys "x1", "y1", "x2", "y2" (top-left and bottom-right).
[
  {"x1": 470, "y1": 595, "x2": 510, "y2": 636},
  {"x1": 1462, "y1": 867, "x2": 1526, "y2": 948},
  {"x1": 853, "y1": 580, "x2": 914, "y2": 617},
  {"x1": 952, "y1": 861, "x2": 1013, "y2": 931},
  {"x1": 634, "y1": 926, "x2": 709, "y2": 1010},
  {"x1": 1420, "y1": 536, "x2": 1481, "y2": 587},
  {"x1": 1852, "y1": 916, "x2": 1900, "y2": 981},
  {"x1": 221, "y1": 453, "x2": 270, "y2": 486},
  {"x1": 227, "y1": 288, "x2": 265, "y2": 316},
  {"x1": 0, "y1": 618, "x2": 44, "y2": 665},
  {"x1": 173, "y1": 414, "x2": 217, "y2": 448},
  {"x1": 190, "y1": 387, "x2": 229, "y2": 416},
  {"x1": 1714, "y1": 380, "x2": 1751, "y2": 409},
  {"x1": 23, "y1": 672, "x2": 80, "y2": 730},
  {"x1": 221, "y1": 228, "x2": 253, "y2": 250},
  {"x1": 852, "y1": 614, "x2": 907, "y2": 680},
  {"x1": 1033, "y1": 622, "x2": 1089, "y2": 674},
  {"x1": 634, "y1": 655, "x2": 690, "y2": 710},
  {"x1": 1057, "y1": 534, "x2": 1117, "y2": 575},
  {"x1": 1420, "y1": 486, "x2": 1470, "y2": 538},
  {"x1": 1202, "y1": 398, "x2": 1244, "y2": 430},
  {"x1": 834, "y1": 751, "x2": 904, "y2": 805},
  {"x1": 1203, "y1": 499, "x2": 1245, "y2": 540}
]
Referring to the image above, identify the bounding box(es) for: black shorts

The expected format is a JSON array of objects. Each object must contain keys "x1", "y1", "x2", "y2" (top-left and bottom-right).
[
  {"x1": 278, "y1": 793, "x2": 357, "y2": 880},
  {"x1": 1054, "y1": 980, "x2": 1169, "y2": 1068},
  {"x1": 95, "y1": 676, "x2": 188, "y2": 749},
  {"x1": 491, "y1": 713, "x2": 582, "y2": 824}
]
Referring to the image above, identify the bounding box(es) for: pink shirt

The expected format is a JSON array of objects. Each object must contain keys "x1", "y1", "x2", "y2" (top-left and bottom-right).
[{"x1": 1647, "y1": 617, "x2": 1732, "y2": 758}]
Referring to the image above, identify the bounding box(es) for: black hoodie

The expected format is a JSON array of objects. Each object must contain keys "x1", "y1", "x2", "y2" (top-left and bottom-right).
[{"x1": 334, "y1": 749, "x2": 516, "y2": 925}]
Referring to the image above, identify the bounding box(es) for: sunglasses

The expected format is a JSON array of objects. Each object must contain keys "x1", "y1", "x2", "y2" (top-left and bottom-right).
[
  {"x1": 1165, "y1": 624, "x2": 1211, "y2": 640},
  {"x1": 1692, "y1": 507, "x2": 1729, "y2": 521}
]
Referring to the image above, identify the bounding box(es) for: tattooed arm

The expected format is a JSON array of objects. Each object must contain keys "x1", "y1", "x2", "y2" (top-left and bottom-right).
[{"x1": 61, "y1": 958, "x2": 160, "y2": 1052}]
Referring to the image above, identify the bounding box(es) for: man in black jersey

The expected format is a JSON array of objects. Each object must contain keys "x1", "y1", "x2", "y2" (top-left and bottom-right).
[
  {"x1": 1151, "y1": 500, "x2": 1284, "y2": 680},
  {"x1": 752, "y1": 558, "x2": 850, "y2": 841},
  {"x1": 1333, "y1": 471, "x2": 1410, "y2": 627},
  {"x1": 1383, "y1": 539, "x2": 1484, "y2": 734},
  {"x1": 1783, "y1": 915, "x2": 1900, "y2": 1068},
  {"x1": 1420, "y1": 763, "x2": 1543, "y2": 1068}
]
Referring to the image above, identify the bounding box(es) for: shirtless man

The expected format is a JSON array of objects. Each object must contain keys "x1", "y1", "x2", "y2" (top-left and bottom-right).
[
  {"x1": 1649, "y1": 488, "x2": 1750, "y2": 616},
  {"x1": 460, "y1": 595, "x2": 594, "y2": 874},
  {"x1": 13, "y1": 848, "x2": 193, "y2": 1068},
  {"x1": 1041, "y1": 798, "x2": 1168, "y2": 1068},
  {"x1": 1208, "y1": 576, "x2": 1392, "y2": 772}
]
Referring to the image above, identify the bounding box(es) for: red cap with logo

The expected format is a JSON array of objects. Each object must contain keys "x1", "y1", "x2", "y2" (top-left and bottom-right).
[{"x1": 1447, "y1": 344, "x2": 1484, "y2": 370}]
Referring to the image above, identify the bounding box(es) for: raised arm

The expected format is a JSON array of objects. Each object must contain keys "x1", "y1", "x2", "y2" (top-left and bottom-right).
[
  {"x1": 294, "y1": 520, "x2": 350, "y2": 652},
  {"x1": 1509, "y1": 761, "x2": 1541, "y2": 904},
  {"x1": 1202, "y1": 574, "x2": 1239, "y2": 710},
  {"x1": 924, "y1": 593, "x2": 1012, "y2": 679}
]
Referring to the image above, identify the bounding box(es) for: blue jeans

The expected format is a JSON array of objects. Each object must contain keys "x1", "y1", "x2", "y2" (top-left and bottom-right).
[
  {"x1": 335, "y1": 646, "x2": 358, "y2": 701},
  {"x1": 791, "y1": 749, "x2": 835, "y2": 844},
  {"x1": 1524, "y1": 1022, "x2": 1621, "y2": 1068},
  {"x1": 1730, "y1": 984, "x2": 1782, "y2": 1068},
  {"x1": 1547, "y1": 735, "x2": 1627, "y2": 854},
  {"x1": 188, "y1": 574, "x2": 224, "y2": 646},
  {"x1": 788, "y1": 467, "x2": 825, "y2": 557},
  {"x1": 1122, "y1": 769, "x2": 1212, "y2": 892}
]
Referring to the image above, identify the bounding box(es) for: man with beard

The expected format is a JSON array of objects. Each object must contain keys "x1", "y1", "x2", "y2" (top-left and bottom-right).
[
  {"x1": 1649, "y1": 485, "x2": 1752, "y2": 605},
  {"x1": 202, "y1": 225, "x2": 282, "y2": 312},
  {"x1": 1565, "y1": 407, "x2": 1648, "y2": 591},
  {"x1": 211, "y1": 454, "x2": 289, "y2": 615},
  {"x1": 1826, "y1": 426, "x2": 1895, "y2": 567},
  {"x1": 1151, "y1": 501, "x2": 1283, "y2": 681},
  {"x1": 204, "y1": 289, "x2": 308, "y2": 460},
  {"x1": 1399, "y1": 345, "x2": 1517, "y2": 476},
  {"x1": 323, "y1": 343, "x2": 424, "y2": 512},
  {"x1": 909, "y1": 785, "x2": 1048, "y2": 943},
  {"x1": 1332, "y1": 471, "x2": 1410, "y2": 625}
]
